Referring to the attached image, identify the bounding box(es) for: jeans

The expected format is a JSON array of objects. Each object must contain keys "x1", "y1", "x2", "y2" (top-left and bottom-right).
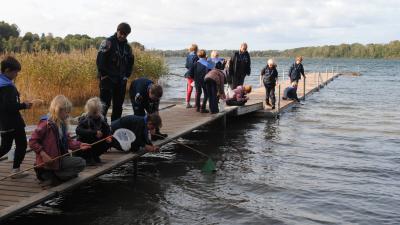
[{"x1": 99, "y1": 78, "x2": 127, "y2": 122}]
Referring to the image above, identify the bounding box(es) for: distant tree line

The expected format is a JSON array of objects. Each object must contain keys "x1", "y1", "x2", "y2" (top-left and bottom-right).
[
  {"x1": 0, "y1": 21, "x2": 145, "y2": 53},
  {"x1": 1, "y1": 21, "x2": 399, "y2": 58}
]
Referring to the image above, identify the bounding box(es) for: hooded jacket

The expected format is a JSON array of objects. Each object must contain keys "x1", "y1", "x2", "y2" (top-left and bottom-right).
[
  {"x1": 0, "y1": 74, "x2": 27, "y2": 131},
  {"x1": 288, "y1": 62, "x2": 305, "y2": 81},
  {"x1": 111, "y1": 115, "x2": 151, "y2": 151},
  {"x1": 261, "y1": 65, "x2": 278, "y2": 85}
]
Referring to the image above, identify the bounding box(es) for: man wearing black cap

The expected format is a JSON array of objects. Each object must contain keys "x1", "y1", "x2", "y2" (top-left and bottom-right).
[{"x1": 96, "y1": 22, "x2": 134, "y2": 121}]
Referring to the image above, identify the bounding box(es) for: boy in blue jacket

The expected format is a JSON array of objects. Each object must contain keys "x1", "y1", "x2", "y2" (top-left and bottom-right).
[{"x1": 0, "y1": 56, "x2": 32, "y2": 178}]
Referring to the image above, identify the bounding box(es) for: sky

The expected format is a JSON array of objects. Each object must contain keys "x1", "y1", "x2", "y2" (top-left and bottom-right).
[{"x1": 2, "y1": 0, "x2": 399, "y2": 50}]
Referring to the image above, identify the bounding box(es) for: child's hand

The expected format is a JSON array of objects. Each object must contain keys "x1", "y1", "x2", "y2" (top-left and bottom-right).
[
  {"x1": 80, "y1": 143, "x2": 92, "y2": 151},
  {"x1": 105, "y1": 136, "x2": 113, "y2": 143},
  {"x1": 39, "y1": 151, "x2": 52, "y2": 164},
  {"x1": 96, "y1": 131, "x2": 103, "y2": 139},
  {"x1": 24, "y1": 101, "x2": 33, "y2": 109}
]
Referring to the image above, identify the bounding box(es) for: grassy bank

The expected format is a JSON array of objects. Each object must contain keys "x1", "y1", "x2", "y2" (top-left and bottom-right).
[{"x1": 5, "y1": 48, "x2": 168, "y2": 105}]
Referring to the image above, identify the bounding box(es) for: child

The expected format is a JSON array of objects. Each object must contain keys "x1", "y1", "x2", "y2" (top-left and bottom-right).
[
  {"x1": 184, "y1": 44, "x2": 199, "y2": 108},
  {"x1": 261, "y1": 58, "x2": 278, "y2": 109},
  {"x1": 283, "y1": 82, "x2": 300, "y2": 102},
  {"x1": 288, "y1": 56, "x2": 306, "y2": 84},
  {"x1": 207, "y1": 50, "x2": 225, "y2": 70},
  {"x1": 76, "y1": 97, "x2": 112, "y2": 165},
  {"x1": 188, "y1": 49, "x2": 212, "y2": 113},
  {"x1": 204, "y1": 68, "x2": 226, "y2": 114},
  {"x1": 226, "y1": 85, "x2": 252, "y2": 106},
  {"x1": 111, "y1": 114, "x2": 161, "y2": 152},
  {"x1": 29, "y1": 95, "x2": 91, "y2": 183},
  {"x1": 0, "y1": 56, "x2": 32, "y2": 178}
]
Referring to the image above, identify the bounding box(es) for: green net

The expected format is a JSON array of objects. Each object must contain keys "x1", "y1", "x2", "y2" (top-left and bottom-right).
[{"x1": 202, "y1": 158, "x2": 216, "y2": 173}]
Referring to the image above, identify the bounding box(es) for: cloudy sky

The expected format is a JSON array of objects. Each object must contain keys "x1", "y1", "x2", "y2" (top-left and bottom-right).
[{"x1": 2, "y1": 0, "x2": 399, "y2": 50}]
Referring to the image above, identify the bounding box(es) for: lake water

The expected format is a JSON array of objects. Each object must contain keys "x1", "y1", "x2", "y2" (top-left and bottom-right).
[{"x1": 5, "y1": 57, "x2": 400, "y2": 225}]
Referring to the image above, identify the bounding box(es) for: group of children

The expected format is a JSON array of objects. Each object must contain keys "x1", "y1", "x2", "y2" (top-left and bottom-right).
[
  {"x1": 184, "y1": 44, "x2": 253, "y2": 114},
  {"x1": 0, "y1": 56, "x2": 164, "y2": 185}
]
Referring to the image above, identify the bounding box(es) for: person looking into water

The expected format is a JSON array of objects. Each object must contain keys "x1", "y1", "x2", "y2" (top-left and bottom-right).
[
  {"x1": 128, "y1": 77, "x2": 167, "y2": 140},
  {"x1": 184, "y1": 44, "x2": 199, "y2": 108},
  {"x1": 96, "y1": 22, "x2": 134, "y2": 121},
  {"x1": 261, "y1": 58, "x2": 279, "y2": 109},
  {"x1": 204, "y1": 68, "x2": 226, "y2": 114},
  {"x1": 283, "y1": 82, "x2": 300, "y2": 102},
  {"x1": 0, "y1": 56, "x2": 33, "y2": 178},
  {"x1": 227, "y1": 43, "x2": 251, "y2": 89}
]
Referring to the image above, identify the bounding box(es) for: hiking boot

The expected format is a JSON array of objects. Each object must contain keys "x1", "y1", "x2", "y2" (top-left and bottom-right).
[
  {"x1": 186, "y1": 103, "x2": 193, "y2": 108},
  {"x1": 265, "y1": 101, "x2": 271, "y2": 106},
  {"x1": 200, "y1": 109, "x2": 210, "y2": 113},
  {"x1": 10, "y1": 168, "x2": 29, "y2": 179}
]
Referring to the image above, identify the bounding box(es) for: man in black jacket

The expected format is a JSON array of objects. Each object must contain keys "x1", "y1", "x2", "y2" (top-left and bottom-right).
[
  {"x1": 228, "y1": 43, "x2": 251, "y2": 89},
  {"x1": 96, "y1": 22, "x2": 134, "y2": 121},
  {"x1": 0, "y1": 56, "x2": 32, "y2": 177}
]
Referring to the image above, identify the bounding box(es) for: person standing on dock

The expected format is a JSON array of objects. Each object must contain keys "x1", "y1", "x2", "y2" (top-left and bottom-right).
[
  {"x1": 261, "y1": 58, "x2": 278, "y2": 109},
  {"x1": 128, "y1": 77, "x2": 167, "y2": 140},
  {"x1": 204, "y1": 68, "x2": 226, "y2": 114},
  {"x1": 288, "y1": 56, "x2": 306, "y2": 85},
  {"x1": 0, "y1": 56, "x2": 33, "y2": 178},
  {"x1": 227, "y1": 43, "x2": 251, "y2": 89},
  {"x1": 188, "y1": 49, "x2": 212, "y2": 113},
  {"x1": 184, "y1": 44, "x2": 199, "y2": 108},
  {"x1": 96, "y1": 22, "x2": 134, "y2": 122}
]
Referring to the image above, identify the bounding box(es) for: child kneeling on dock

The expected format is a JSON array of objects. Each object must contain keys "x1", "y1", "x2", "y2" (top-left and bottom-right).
[
  {"x1": 226, "y1": 85, "x2": 252, "y2": 106},
  {"x1": 75, "y1": 97, "x2": 112, "y2": 165},
  {"x1": 282, "y1": 82, "x2": 300, "y2": 102},
  {"x1": 111, "y1": 114, "x2": 161, "y2": 153},
  {"x1": 29, "y1": 95, "x2": 91, "y2": 184}
]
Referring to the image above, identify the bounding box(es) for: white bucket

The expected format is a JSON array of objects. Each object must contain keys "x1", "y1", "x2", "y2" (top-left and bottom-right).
[
  {"x1": 7, "y1": 149, "x2": 15, "y2": 161},
  {"x1": 219, "y1": 101, "x2": 225, "y2": 112}
]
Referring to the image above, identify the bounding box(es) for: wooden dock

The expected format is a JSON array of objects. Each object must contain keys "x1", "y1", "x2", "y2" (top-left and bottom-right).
[{"x1": 0, "y1": 72, "x2": 340, "y2": 222}]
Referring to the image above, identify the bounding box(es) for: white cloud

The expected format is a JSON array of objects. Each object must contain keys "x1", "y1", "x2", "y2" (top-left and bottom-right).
[{"x1": 2, "y1": 0, "x2": 399, "y2": 50}]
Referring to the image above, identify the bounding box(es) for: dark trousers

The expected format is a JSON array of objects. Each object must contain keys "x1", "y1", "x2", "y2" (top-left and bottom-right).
[
  {"x1": 205, "y1": 80, "x2": 219, "y2": 113},
  {"x1": 264, "y1": 84, "x2": 276, "y2": 106},
  {"x1": 99, "y1": 79, "x2": 127, "y2": 122},
  {"x1": 195, "y1": 81, "x2": 208, "y2": 111},
  {"x1": 0, "y1": 127, "x2": 27, "y2": 169},
  {"x1": 75, "y1": 141, "x2": 109, "y2": 160}
]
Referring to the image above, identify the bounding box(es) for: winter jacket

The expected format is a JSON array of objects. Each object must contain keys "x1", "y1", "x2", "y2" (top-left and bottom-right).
[
  {"x1": 261, "y1": 65, "x2": 278, "y2": 86},
  {"x1": 111, "y1": 115, "x2": 151, "y2": 150},
  {"x1": 29, "y1": 116, "x2": 81, "y2": 170},
  {"x1": 228, "y1": 51, "x2": 251, "y2": 87},
  {"x1": 184, "y1": 52, "x2": 199, "y2": 78},
  {"x1": 207, "y1": 57, "x2": 225, "y2": 69},
  {"x1": 288, "y1": 63, "x2": 305, "y2": 82},
  {"x1": 76, "y1": 115, "x2": 111, "y2": 143},
  {"x1": 188, "y1": 59, "x2": 211, "y2": 84},
  {"x1": 283, "y1": 86, "x2": 299, "y2": 101},
  {"x1": 228, "y1": 85, "x2": 247, "y2": 102},
  {"x1": 204, "y1": 69, "x2": 226, "y2": 96},
  {"x1": 129, "y1": 78, "x2": 160, "y2": 113},
  {"x1": 0, "y1": 74, "x2": 27, "y2": 131},
  {"x1": 96, "y1": 33, "x2": 134, "y2": 83}
]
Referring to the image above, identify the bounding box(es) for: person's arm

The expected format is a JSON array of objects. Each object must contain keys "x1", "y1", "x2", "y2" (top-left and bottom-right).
[
  {"x1": 29, "y1": 122, "x2": 47, "y2": 155},
  {"x1": 76, "y1": 118, "x2": 97, "y2": 139},
  {"x1": 96, "y1": 39, "x2": 113, "y2": 79},
  {"x1": 125, "y1": 46, "x2": 134, "y2": 79},
  {"x1": 0, "y1": 87, "x2": 28, "y2": 113},
  {"x1": 300, "y1": 64, "x2": 305, "y2": 78},
  {"x1": 101, "y1": 120, "x2": 111, "y2": 137}
]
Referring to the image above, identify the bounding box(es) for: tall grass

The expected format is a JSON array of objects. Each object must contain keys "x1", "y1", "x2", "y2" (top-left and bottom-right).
[{"x1": 4, "y1": 48, "x2": 168, "y2": 105}]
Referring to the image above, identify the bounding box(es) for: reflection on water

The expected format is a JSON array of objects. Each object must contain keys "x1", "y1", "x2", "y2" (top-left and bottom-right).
[{"x1": 5, "y1": 58, "x2": 400, "y2": 225}]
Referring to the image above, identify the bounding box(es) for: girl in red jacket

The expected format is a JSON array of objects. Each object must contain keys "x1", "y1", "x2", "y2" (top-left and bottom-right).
[{"x1": 29, "y1": 95, "x2": 91, "y2": 184}]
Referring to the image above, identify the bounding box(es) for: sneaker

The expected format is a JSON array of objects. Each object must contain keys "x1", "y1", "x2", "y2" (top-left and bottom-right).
[
  {"x1": 11, "y1": 168, "x2": 29, "y2": 179},
  {"x1": 200, "y1": 109, "x2": 210, "y2": 113},
  {"x1": 186, "y1": 103, "x2": 193, "y2": 108}
]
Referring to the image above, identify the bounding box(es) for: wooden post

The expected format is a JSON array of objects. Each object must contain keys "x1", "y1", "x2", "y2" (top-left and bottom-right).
[
  {"x1": 326, "y1": 68, "x2": 328, "y2": 83},
  {"x1": 303, "y1": 76, "x2": 306, "y2": 100}
]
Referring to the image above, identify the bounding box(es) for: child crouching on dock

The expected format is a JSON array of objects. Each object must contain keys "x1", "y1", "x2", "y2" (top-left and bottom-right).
[
  {"x1": 226, "y1": 85, "x2": 252, "y2": 106},
  {"x1": 29, "y1": 95, "x2": 91, "y2": 184},
  {"x1": 76, "y1": 97, "x2": 112, "y2": 165}
]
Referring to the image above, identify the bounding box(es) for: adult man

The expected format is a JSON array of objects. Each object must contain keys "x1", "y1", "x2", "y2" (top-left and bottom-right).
[
  {"x1": 96, "y1": 22, "x2": 134, "y2": 121},
  {"x1": 227, "y1": 43, "x2": 251, "y2": 89}
]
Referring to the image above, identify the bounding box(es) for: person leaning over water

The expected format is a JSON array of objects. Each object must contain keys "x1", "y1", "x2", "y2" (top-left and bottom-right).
[
  {"x1": 188, "y1": 49, "x2": 213, "y2": 113},
  {"x1": 283, "y1": 82, "x2": 300, "y2": 102},
  {"x1": 0, "y1": 56, "x2": 33, "y2": 178},
  {"x1": 184, "y1": 44, "x2": 199, "y2": 108},
  {"x1": 261, "y1": 58, "x2": 278, "y2": 109},
  {"x1": 128, "y1": 77, "x2": 167, "y2": 141},
  {"x1": 29, "y1": 95, "x2": 91, "y2": 185},
  {"x1": 111, "y1": 114, "x2": 161, "y2": 153},
  {"x1": 288, "y1": 56, "x2": 306, "y2": 85},
  {"x1": 228, "y1": 42, "x2": 251, "y2": 89},
  {"x1": 204, "y1": 68, "x2": 227, "y2": 114},
  {"x1": 96, "y1": 22, "x2": 134, "y2": 122}
]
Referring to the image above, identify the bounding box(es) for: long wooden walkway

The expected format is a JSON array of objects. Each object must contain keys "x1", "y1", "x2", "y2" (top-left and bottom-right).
[{"x1": 0, "y1": 72, "x2": 340, "y2": 222}]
